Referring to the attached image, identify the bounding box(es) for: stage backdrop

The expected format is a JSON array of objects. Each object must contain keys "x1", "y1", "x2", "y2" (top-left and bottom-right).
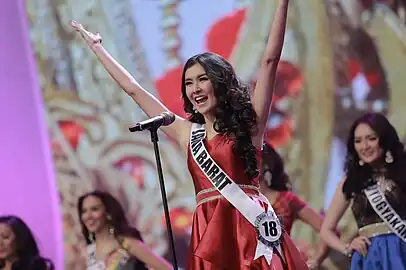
[
  {"x1": 25, "y1": 0, "x2": 406, "y2": 269},
  {"x1": 0, "y1": 0, "x2": 62, "y2": 269}
]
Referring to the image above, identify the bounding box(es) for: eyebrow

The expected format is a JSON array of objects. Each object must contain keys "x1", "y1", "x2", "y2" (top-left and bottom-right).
[
  {"x1": 354, "y1": 133, "x2": 377, "y2": 139},
  {"x1": 83, "y1": 203, "x2": 102, "y2": 209},
  {"x1": 185, "y1": 73, "x2": 206, "y2": 81}
]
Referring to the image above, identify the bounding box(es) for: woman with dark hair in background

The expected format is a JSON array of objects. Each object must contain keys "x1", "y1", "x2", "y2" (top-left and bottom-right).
[
  {"x1": 321, "y1": 113, "x2": 406, "y2": 269},
  {"x1": 0, "y1": 215, "x2": 54, "y2": 270},
  {"x1": 260, "y1": 142, "x2": 329, "y2": 269},
  {"x1": 70, "y1": 0, "x2": 309, "y2": 268},
  {"x1": 77, "y1": 190, "x2": 172, "y2": 270}
]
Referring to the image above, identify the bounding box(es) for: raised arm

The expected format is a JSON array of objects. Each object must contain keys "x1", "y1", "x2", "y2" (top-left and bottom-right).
[
  {"x1": 126, "y1": 237, "x2": 173, "y2": 270},
  {"x1": 252, "y1": 0, "x2": 289, "y2": 148},
  {"x1": 320, "y1": 178, "x2": 351, "y2": 255},
  {"x1": 70, "y1": 21, "x2": 191, "y2": 150}
]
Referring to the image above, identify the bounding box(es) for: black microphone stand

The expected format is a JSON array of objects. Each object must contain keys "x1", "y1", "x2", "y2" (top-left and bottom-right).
[{"x1": 129, "y1": 126, "x2": 178, "y2": 269}]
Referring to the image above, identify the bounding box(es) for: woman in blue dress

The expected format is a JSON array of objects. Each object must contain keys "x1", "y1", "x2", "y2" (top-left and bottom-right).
[{"x1": 321, "y1": 112, "x2": 406, "y2": 270}]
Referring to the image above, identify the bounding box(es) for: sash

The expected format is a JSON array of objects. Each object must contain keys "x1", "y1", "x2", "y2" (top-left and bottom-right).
[
  {"x1": 87, "y1": 244, "x2": 105, "y2": 270},
  {"x1": 364, "y1": 184, "x2": 406, "y2": 242},
  {"x1": 189, "y1": 123, "x2": 283, "y2": 264}
]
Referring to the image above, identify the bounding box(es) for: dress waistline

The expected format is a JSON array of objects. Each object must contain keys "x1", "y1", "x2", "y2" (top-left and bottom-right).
[
  {"x1": 359, "y1": 222, "x2": 393, "y2": 238},
  {"x1": 195, "y1": 185, "x2": 260, "y2": 207}
]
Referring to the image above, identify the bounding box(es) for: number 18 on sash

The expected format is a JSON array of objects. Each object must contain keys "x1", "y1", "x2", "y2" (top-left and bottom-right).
[{"x1": 255, "y1": 211, "x2": 283, "y2": 248}]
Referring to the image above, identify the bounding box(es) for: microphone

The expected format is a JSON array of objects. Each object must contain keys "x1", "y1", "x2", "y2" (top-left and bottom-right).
[{"x1": 129, "y1": 112, "x2": 175, "y2": 132}]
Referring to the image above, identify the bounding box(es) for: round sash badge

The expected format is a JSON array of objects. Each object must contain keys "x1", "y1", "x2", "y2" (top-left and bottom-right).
[{"x1": 254, "y1": 211, "x2": 283, "y2": 248}]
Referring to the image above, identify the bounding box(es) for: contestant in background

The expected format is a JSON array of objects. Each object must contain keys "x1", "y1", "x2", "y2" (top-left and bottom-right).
[
  {"x1": 0, "y1": 215, "x2": 54, "y2": 270},
  {"x1": 70, "y1": 0, "x2": 309, "y2": 268},
  {"x1": 321, "y1": 113, "x2": 406, "y2": 269},
  {"x1": 260, "y1": 142, "x2": 329, "y2": 269},
  {"x1": 78, "y1": 191, "x2": 172, "y2": 270}
]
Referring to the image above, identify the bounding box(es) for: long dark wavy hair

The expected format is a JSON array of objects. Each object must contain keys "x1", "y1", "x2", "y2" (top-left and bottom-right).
[
  {"x1": 261, "y1": 142, "x2": 291, "y2": 191},
  {"x1": 0, "y1": 215, "x2": 54, "y2": 270},
  {"x1": 181, "y1": 52, "x2": 259, "y2": 179},
  {"x1": 77, "y1": 191, "x2": 144, "y2": 244},
  {"x1": 77, "y1": 191, "x2": 147, "y2": 269},
  {"x1": 342, "y1": 113, "x2": 406, "y2": 199}
]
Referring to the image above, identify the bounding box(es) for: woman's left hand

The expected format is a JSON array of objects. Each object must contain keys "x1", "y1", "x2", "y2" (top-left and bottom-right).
[{"x1": 306, "y1": 258, "x2": 320, "y2": 270}]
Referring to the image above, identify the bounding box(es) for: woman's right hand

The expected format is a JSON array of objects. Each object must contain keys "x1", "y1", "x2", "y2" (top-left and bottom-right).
[
  {"x1": 70, "y1": 20, "x2": 102, "y2": 48},
  {"x1": 348, "y1": 236, "x2": 371, "y2": 257}
]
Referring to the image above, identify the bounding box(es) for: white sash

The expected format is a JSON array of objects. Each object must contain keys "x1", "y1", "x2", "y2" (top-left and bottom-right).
[
  {"x1": 87, "y1": 244, "x2": 105, "y2": 270},
  {"x1": 189, "y1": 123, "x2": 283, "y2": 264},
  {"x1": 364, "y1": 184, "x2": 406, "y2": 242}
]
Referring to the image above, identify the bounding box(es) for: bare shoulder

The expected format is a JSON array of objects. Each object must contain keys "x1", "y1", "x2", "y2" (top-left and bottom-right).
[
  {"x1": 120, "y1": 235, "x2": 147, "y2": 251},
  {"x1": 120, "y1": 235, "x2": 138, "y2": 247},
  {"x1": 160, "y1": 114, "x2": 191, "y2": 150},
  {"x1": 338, "y1": 176, "x2": 347, "y2": 189},
  {"x1": 331, "y1": 176, "x2": 350, "y2": 206},
  {"x1": 177, "y1": 119, "x2": 193, "y2": 152}
]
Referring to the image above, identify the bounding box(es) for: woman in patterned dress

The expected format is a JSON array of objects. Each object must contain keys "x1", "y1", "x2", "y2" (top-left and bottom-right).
[{"x1": 78, "y1": 191, "x2": 171, "y2": 269}]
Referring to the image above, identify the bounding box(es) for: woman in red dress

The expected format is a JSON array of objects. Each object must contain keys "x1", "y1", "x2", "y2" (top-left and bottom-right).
[
  {"x1": 260, "y1": 142, "x2": 329, "y2": 269},
  {"x1": 70, "y1": 0, "x2": 307, "y2": 268}
]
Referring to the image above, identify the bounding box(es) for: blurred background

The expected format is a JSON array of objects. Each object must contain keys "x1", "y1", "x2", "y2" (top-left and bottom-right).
[{"x1": 2, "y1": 0, "x2": 406, "y2": 269}]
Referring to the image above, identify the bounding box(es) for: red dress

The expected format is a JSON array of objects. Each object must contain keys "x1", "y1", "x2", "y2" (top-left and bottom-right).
[
  {"x1": 272, "y1": 192, "x2": 307, "y2": 235},
  {"x1": 186, "y1": 134, "x2": 308, "y2": 270}
]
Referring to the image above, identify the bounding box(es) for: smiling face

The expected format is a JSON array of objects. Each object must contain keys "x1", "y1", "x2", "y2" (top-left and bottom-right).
[
  {"x1": 81, "y1": 195, "x2": 108, "y2": 233},
  {"x1": 0, "y1": 223, "x2": 16, "y2": 260},
  {"x1": 184, "y1": 64, "x2": 217, "y2": 116},
  {"x1": 354, "y1": 123, "x2": 383, "y2": 164}
]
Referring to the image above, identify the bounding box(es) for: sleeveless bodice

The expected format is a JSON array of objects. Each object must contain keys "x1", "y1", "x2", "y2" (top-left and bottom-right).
[
  {"x1": 187, "y1": 133, "x2": 261, "y2": 193},
  {"x1": 185, "y1": 129, "x2": 309, "y2": 269},
  {"x1": 351, "y1": 179, "x2": 406, "y2": 228},
  {"x1": 87, "y1": 241, "x2": 147, "y2": 270}
]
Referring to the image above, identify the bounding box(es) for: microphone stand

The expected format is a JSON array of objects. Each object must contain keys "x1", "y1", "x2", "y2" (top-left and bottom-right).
[{"x1": 130, "y1": 127, "x2": 178, "y2": 269}]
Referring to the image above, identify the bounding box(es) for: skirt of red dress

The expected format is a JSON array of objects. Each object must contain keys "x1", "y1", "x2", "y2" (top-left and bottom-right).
[{"x1": 185, "y1": 198, "x2": 309, "y2": 270}]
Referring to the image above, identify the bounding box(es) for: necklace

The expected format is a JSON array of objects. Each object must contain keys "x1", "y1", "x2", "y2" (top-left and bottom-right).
[{"x1": 374, "y1": 174, "x2": 394, "y2": 192}]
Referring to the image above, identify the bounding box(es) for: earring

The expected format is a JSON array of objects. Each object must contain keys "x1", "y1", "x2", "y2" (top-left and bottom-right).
[
  {"x1": 264, "y1": 170, "x2": 272, "y2": 187},
  {"x1": 359, "y1": 160, "x2": 364, "y2": 166},
  {"x1": 88, "y1": 232, "x2": 95, "y2": 243},
  {"x1": 192, "y1": 107, "x2": 198, "y2": 113},
  {"x1": 108, "y1": 226, "x2": 115, "y2": 235},
  {"x1": 385, "y1": 151, "x2": 394, "y2": 164}
]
